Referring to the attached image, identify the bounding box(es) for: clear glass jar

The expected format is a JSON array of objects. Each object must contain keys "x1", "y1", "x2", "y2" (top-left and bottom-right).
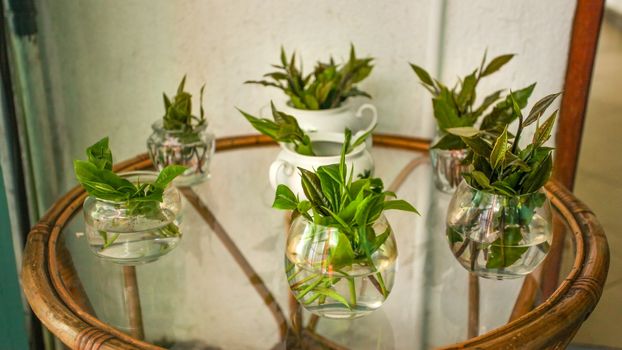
[
  {"x1": 445, "y1": 181, "x2": 552, "y2": 279},
  {"x1": 430, "y1": 147, "x2": 469, "y2": 193},
  {"x1": 285, "y1": 214, "x2": 397, "y2": 319},
  {"x1": 83, "y1": 171, "x2": 182, "y2": 265},
  {"x1": 147, "y1": 121, "x2": 215, "y2": 187}
]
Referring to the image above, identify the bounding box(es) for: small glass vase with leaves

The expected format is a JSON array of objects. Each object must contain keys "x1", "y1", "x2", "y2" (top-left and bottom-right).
[
  {"x1": 444, "y1": 91, "x2": 561, "y2": 279},
  {"x1": 245, "y1": 45, "x2": 378, "y2": 138},
  {"x1": 272, "y1": 136, "x2": 419, "y2": 318},
  {"x1": 74, "y1": 137, "x2": 186, "y2": 264},
  {"x1": 238, "y1": 103, "x2": 375, "y2": 197},
  {"x1": 147, "y1": 76, "x2": 216, "y2": 187},
  {"x1": 410, "y1": 53, "x2": 536, "y2": 193}
]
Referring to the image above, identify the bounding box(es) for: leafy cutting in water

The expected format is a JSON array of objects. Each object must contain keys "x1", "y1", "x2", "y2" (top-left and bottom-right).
[
  {"x1": 446, "y1": 91, "x2": 560, "y2": 270},
  {"x1": 74, "y1": 137, "x2": 186, "y2": 250},
  {"x1": 273, "y1": 133, "x2": 419, "y2": 310}
]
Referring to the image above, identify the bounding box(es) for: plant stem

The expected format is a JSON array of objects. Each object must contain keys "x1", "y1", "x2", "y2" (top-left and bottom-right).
[
  {"x1": 290, "y1": 273, "x2": 320, "y2": 290},
  {"x1": 296, "y1": 277, "x2": 324, "y2": 300},
  {"x1": 348, "y1": 278, "x2": 357, "y2": 306}
]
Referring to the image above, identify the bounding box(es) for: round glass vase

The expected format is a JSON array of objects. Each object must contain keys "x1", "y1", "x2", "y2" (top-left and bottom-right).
[
  {"x1": 83, "y1": 171, "x2": 183, "y2": 265},
  {"x1": 147, "y1": 121, "x2": 215, "y2": 187},
  {"x1": 285, "y1": 214, "x2": 398, "y2": 319},
  {"x1": 430, "y1": 146, "x2": 469, "y2": 194},
  {"x1": 445, "y1": 180, "x2": 553, "y2": 279}
]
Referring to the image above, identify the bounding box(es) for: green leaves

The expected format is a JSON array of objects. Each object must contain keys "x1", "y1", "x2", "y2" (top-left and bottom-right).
[
  {"x1": 246, "y1": 44, "x2": 374, "y2": 110},
  {"x1": 523, "y1": 92, "x2": 562, "y2": 127},
  {"x1": 238, "y1": 103, "x2": 315, "y2": 156},
  {"x1": 490, "y1": 127, "x2": 508, "y2": 170},
  {"x1": 272, "y1": 185, "x2": 298, "y2": 210},
  {"x1": 383, "y1": 200, "x2": 419, "y2": 214},
  {"x1": 271, "y1": 136, "x2": 419, "y2": 267},
  {"x1": 74, "y1": 137, "x2": 186, "y2": 210},
  {"x1": 481, "y1": 54, "x2": 514, "y2": 77},
  {"x1": 155, "y1": 165, "x2": 187, "y2": 189},
  {"x1": 162, "y1": 75, "x2": 206, "y2": 132},
  {"x1": 411, "y1": 52, "x2": 516, "y2": 143},
  {"x1": 86, "y1": 137, "x2": 113, "y2": 170},
  {"x1": 409, "y1": 63, "x2": 436, "y2": 90},
  {"x1": 456, "y1": 92, "x2": 560, "y2": 196}
]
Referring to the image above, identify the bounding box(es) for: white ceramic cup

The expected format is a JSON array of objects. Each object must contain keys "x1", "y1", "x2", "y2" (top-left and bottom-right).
[
  {"x1": 269, "y1": 132, "x2": 375, "y2": 198},
  {"x1": 277, "y1": 99, "x2": 377, "y2": 147}
]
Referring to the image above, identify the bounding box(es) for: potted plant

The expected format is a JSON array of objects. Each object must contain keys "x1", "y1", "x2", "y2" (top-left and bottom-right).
[
  {"x1": 238, "y1": 103, "x2": 375, "y2": 197},
  {"x1": 410, "y1": 52, "x2": 536, "y2": 193},
  {"x1": 245, "y1": 45, "x2": 377, "y2": 139},
  {"x1": 444, "y1": 92, "x2": 561, "y2": 279},
  {"x1": 74, "y1": 137, "x2": 186, "y2": 264},
  {"x1": 147, "y1": 76, "x2": 216, "y2": 187},
  {"x1": 272, "y1": 140, "x2": 419, "y2": 318}
]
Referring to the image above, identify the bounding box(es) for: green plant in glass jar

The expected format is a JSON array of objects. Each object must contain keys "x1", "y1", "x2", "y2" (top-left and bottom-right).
[
  {"x1": 74, "y1": 137, "x2": 186, "y2": 264},
  {"x1": 272, "y1": 133, "x2": 419, "y2": 318},
  {"x1": 147, "y1": 76, "x2": 215, "y2": 186},
  {"x1": 410, "y1": 52, "x2": 536, "y2": 192},
  {"x1": 444, "y1": 91, "x2": 561, "y2": 279}
]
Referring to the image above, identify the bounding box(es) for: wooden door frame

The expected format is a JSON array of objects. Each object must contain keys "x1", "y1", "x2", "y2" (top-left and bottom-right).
[{"x1": 544, "y1": 0, "x2": 606, "y2": 298}]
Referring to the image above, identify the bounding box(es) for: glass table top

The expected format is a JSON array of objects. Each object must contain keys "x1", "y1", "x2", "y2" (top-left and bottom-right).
[{"x1": 54, "y1": 144, "x2": 573, "y2": 349}]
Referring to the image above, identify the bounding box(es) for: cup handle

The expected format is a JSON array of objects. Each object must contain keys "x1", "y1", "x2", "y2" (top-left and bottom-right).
[
  {"x1": 269, "y1": 159, "x2": 287, "y2": 189},
  {"x1": 354, "y1": 103, "x2": 378, "y2": 138}
]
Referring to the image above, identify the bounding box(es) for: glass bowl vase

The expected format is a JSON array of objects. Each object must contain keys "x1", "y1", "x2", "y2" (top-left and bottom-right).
[
  {"x1": 430, "y1": 147, "x2": 469, "y2": 194},
  {"x1": 285, "y1": 214, "x2": 397, "y2": 319},
  {"x1": 147, "y1": 121, "x2": 215, "y2": 187},
  {"x1": 83, "y1": 171, "x2": 183, "y2": 265},
  {"x1": 445, "y1": 180, "x2": 552, "y2": 279}
]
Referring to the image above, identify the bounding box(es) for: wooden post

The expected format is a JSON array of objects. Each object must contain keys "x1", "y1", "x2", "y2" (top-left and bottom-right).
[
  {"x1": 122, "y1": 266, "x2": 144, "y2": 340},
  {"x1": 468, "y1": 273, "x2": 480, "y2": 339}
]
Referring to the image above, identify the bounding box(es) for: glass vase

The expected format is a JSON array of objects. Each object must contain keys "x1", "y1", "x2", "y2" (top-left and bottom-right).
[
  {"x1": 147, "y1": 121, "x2": 215, "y2": 187},
  {"x1": 445, "y1": 181, "x2": 552, "y2": 279},
  {"x1": 285, "y1": 214, "x2": 397, "y2": 319},
  {"x1": 83, "y1": 171, "x2": 183, "y2": 265},
  {"x1": 430, "y1": 147, "x2": 469, "y2": 193}
]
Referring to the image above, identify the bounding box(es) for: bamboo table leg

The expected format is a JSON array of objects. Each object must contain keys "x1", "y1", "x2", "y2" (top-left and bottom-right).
[
  {"x1": 122, "y1": 265, "x2": 145, "y2": 340},
  {"x1": 468, "y1": 273, "x2": 480, "y2": 339}
]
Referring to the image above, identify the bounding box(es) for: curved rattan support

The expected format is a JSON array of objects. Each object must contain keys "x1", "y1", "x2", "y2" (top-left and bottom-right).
[{"x1": 21, "y1": 134, "x2": 608, "y2": 349}]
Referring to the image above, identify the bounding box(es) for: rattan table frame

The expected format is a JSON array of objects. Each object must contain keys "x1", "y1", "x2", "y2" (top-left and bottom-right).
[{"x1": 21, "y1": 134, "x2": 609, "y2": 350}]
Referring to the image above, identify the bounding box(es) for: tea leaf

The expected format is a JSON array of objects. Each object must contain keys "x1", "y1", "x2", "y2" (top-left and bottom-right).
[
  {"x1": 524, "y1": 92, "x2": 562, "y2": 126},
  {"x1": 383, "y1": 200, "x2": 419, "y2": 214},
  {"x1": 490, "y1": 127, "x2": 508, "y2": 170},
  {"x1": 481, "y1": 54, "x2": 514, "y2": 77},
  {"x1": 409, "y1": 63, "x2": 435, "y2": 87},
  {"x1": 445, "y1": 126, "x2": 479, "y2": 138},
  {"x1": 272, "y1": 184, "x2": 299, "y2": 210},
  {"x1": 155, "y1": 165, "x2": 187, "y2": 189},
  {"x1": 299, "y1": 168, "x2": 330, "y2": 213},
  {"x1": 532, "y1": 111, "x2": 557, "y2": 146},
  {"x1": 431, "y1": 134, "x2": 466, "y2": 150},
  {"x1": 462, "y1": 137, "x2": 492, "y2": 158},
  {"x1": 86, "y1": 137, "x2": 113, "y2": 170},
  {"x1": 471, "y1": 170, "x2": 492, "y2": 189}
]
